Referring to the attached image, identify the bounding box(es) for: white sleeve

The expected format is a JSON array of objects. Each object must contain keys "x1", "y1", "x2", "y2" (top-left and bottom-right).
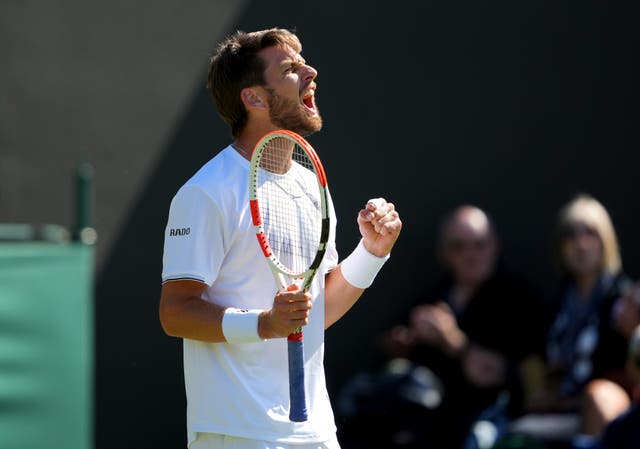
[{"x1": 161, "y1": 184, "x2": 224, "y2": 285}]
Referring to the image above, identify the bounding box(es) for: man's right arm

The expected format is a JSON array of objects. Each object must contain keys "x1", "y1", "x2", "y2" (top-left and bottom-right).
[
  {"x1": 159, "y1": 280, "x2": 313, "y2": 342},
  {"x1": 159, "y1": 280, "x2": 226, "y2": 342}
]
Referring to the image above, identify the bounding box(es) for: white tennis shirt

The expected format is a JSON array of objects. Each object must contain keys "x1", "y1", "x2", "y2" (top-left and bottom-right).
[{"x1": 161, "y1": 146, "x2": 339, "y2": 446}]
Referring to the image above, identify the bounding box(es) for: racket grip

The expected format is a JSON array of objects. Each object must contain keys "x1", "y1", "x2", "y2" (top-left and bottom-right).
[{"x1": 287, "y1": 332, "x2": 308, "y2": 422}]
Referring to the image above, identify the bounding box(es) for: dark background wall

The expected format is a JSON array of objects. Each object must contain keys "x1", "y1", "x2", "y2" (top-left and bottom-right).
[
  {"x1": 1, "y1": 1, "x2": 637, "y2": 448},
  {"x1": 0, "y1": 0, "x2": 249, "y2": 268}
]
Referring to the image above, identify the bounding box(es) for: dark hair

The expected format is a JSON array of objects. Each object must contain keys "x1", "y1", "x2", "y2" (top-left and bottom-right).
[{"x1": 207, "y1": 28, "x2": 301, "y2": 137}]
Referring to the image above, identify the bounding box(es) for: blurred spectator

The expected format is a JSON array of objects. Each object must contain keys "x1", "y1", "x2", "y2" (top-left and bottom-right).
[
  {"x1": 509, "y1": 195, "x2": 632, "y2": 448},
  {"x1": 577, "y1": 283, "x2": 640, "y2": 446},
  {"x1": 594, "y1": 324, "x2": 640, "y2": 449},
  {"x1": 342, "y1": 205, "x2": 545, "y2": 449}
]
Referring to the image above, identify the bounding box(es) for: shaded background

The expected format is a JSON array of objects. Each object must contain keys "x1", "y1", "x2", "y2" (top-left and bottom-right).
[{"x1": 1, "y1": 0, "x2": 637, "y2": 447}]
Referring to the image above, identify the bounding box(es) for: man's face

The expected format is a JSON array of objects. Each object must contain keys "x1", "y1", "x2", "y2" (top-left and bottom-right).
[
  {"x1": 258, "y1": 45, "x2": 322, "y2": 136},
  {"x1": 442, "y1": 212, "x2": 497, "y2": 286}
]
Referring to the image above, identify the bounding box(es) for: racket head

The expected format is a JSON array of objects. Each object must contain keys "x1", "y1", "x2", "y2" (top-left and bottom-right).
[{"x1": 249, "y1": 130, "x2": 330, "y2": 290}]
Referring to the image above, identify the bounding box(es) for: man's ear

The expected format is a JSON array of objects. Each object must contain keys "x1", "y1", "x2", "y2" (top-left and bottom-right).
[{"x1": 240, "y1": 87, "x2": 267, "y2": 110}]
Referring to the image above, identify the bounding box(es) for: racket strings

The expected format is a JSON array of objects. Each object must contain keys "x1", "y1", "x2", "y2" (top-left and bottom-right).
[{"x1": 257, "y1": 137, "x2": 322, "y2": 275}]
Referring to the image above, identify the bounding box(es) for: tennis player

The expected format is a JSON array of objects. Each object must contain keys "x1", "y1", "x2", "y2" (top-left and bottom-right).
[{"x1": 159, "y1": 28, "x2": 402, "y2": 449}]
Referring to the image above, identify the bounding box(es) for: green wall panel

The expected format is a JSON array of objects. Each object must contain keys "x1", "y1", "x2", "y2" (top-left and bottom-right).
[{"x1": 0, "y1": 243, "x2": 93, "y2": 449}]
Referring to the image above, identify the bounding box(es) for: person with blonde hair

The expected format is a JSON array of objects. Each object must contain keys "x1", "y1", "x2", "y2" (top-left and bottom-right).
[
  {"x1": 510, "y1": 194, "x2": 632, "y2": 448},
  {"x1": 551, "y1": 194, "x2": 622, "y2": 282},
  {"x1": 546, "y1": 195, "x2": 630, "y2": 403}
]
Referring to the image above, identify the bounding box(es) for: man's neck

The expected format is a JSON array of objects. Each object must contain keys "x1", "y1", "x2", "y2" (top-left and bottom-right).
[
  {"x1": 233, "y1": 125, "x2": 278, "y2": 161},
  {"x1": 450, "y1": 282, "x2": 477, "y2": 312}
]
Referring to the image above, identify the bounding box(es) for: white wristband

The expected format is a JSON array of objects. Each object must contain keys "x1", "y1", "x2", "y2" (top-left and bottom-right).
[
  {"x1": 341, "y1": 239, "x2": 390, "y2": 289},
  {"x1": 222, "y1": 308, "x2": 264, "y2": 343}
]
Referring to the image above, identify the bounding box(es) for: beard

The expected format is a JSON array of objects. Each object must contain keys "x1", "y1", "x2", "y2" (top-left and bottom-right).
[{"x1": 265, "y1": 88, "x2": 322, "y2": 137}]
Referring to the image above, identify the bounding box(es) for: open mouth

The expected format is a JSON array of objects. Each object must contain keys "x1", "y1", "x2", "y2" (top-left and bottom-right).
[{"x1": 301, "y1": 90, "x2": 317, "y2": 113}]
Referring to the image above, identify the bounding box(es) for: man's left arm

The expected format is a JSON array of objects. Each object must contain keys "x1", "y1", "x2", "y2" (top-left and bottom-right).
[{"x1": 325, "y1": 198, "x2": 402, "y2": 328}]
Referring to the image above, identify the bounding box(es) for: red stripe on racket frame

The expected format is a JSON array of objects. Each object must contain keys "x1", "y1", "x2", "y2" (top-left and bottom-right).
[
  {"x1": 255, "y1": 232, "x2": 272, "y2": 258},
  {"x1": 250, "y1": 199, "x2": 262, "y2": 226}
]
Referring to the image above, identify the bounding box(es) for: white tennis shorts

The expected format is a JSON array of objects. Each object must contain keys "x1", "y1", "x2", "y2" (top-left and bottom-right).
[{"x1": 189, "y1": 433, "x2": 341, "y2": 449}]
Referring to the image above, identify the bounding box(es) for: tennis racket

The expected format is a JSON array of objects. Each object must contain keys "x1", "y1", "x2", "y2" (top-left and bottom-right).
[{"x1": 248, "y1": 129, "x2": 330, "y2": 422}]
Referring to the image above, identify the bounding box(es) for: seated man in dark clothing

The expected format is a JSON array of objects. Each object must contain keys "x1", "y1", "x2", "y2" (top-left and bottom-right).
[{"x1": 381, "y1": 205, "x2": 546, "y2": 449}]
